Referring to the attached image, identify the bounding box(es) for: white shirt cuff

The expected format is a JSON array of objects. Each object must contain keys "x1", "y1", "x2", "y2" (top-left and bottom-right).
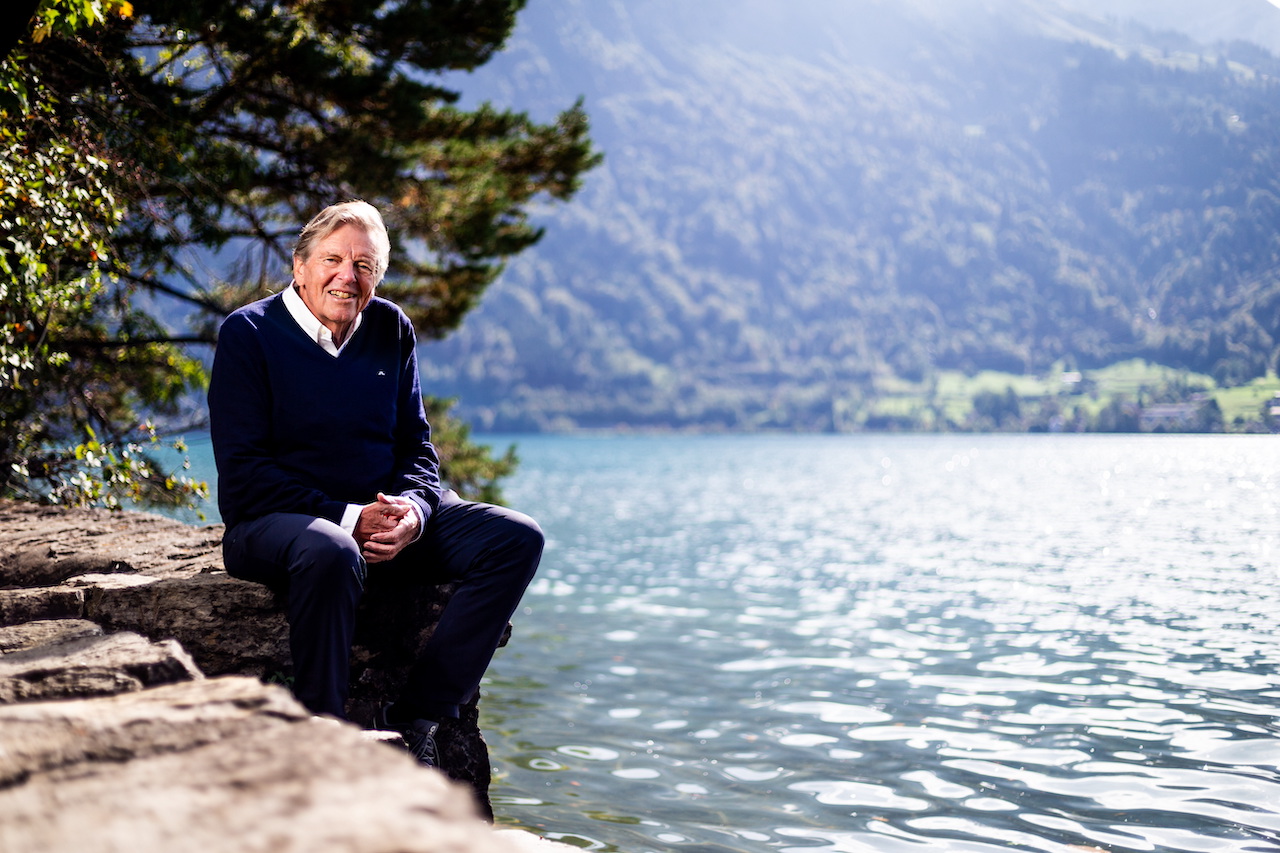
[
  {"x1": 407, "y1": 503, "x2": 425, "y2": 541},
  {"x1": 340, "y1": 503, "x2": 361, "y2": 535}
]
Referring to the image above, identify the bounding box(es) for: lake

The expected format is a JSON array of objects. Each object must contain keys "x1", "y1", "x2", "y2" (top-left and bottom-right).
[{"x1": 175, "y1": 432, "x2": 1280, "y2": 851}]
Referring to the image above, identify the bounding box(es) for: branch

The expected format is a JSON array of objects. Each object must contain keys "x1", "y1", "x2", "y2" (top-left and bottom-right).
[
  {"x1": 63, "y1": 336, "x2": 215, "y2": 349},
  {"x1": 124, "y1": 273, "x2": 230, "y2": 317}
]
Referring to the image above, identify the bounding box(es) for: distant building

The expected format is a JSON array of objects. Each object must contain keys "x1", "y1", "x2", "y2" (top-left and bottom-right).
[{"x1": 1139, "y1": 401, "x2": 1201, "y2": 432}]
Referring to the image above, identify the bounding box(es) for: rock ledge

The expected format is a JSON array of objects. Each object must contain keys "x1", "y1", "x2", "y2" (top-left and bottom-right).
[{"x1": 0, "y1": 500, "x2": 572, "y2": 853}]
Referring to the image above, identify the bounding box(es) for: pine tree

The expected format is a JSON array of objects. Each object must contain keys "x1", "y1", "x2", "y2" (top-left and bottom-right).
[{"x1": 1, "y1": 0, "x2": 600, "y2": 509}]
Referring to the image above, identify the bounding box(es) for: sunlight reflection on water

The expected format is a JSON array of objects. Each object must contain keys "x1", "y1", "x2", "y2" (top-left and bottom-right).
[{"x1": 478, "y1": 434, "x2": 1280, "y2": 852}]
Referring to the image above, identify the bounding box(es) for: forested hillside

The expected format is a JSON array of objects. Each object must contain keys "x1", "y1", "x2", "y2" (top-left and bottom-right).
[{"x1": 418, "y1": 0, "x2": 1280, "y2": 431}]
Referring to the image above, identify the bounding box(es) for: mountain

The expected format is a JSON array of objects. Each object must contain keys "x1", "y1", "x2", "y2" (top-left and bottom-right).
[
  {"x1": 417, "y1": 0, "x2": 1280, "y2": 431},
  {"x1": 1055, "y1": 0, "x2": 1280, "y2": 54}
]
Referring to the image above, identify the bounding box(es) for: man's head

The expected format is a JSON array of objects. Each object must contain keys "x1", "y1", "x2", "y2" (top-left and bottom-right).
[
  {"x1": 294, "y1": 200, "x2": 391, "y2": 281},
  {"x1": 291, "y1": 201, "x2": 391, "y2": 344}
]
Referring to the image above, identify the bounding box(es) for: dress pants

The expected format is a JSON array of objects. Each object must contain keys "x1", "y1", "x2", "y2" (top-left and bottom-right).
[{"x1": 221, "y1": 489, "x2": 543, "y2": 720}]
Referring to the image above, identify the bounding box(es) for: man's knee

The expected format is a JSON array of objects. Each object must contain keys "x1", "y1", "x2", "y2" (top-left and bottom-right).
[
  {"x1": 512, "y1": 511, "x2": 545, "y2": 554},
  {"x1": 289, "y1": 519, "x2": 366, "y2": 593},
  {"x1": 500, "y1": 511, "x2": 544, "y2": 582}
]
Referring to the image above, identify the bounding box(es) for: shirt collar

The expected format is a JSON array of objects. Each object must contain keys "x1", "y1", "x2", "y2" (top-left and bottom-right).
[{"x1": 281, "y1": 283, "x2": 362, "y2": 357}]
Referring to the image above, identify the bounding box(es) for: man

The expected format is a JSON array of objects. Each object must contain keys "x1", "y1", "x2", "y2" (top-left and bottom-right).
[{"x1": 208, "y1": 200, "x2": 543, "y2": 769}]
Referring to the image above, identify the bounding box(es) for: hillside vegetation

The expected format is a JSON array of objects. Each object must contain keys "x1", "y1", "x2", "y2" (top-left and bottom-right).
[{"x1": 418, "y1": 0, "x2": 1280, "y2": 433}]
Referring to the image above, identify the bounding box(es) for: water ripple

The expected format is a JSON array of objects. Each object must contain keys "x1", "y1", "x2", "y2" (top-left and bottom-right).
[{"x1": 479, "y1": 435, "x2": 1280, "y2": 852}]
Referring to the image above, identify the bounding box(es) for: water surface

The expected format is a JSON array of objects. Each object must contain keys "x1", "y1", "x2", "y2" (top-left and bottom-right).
[{"x1": 476, "y1": 434, "x2": 1280, "y2": 852}]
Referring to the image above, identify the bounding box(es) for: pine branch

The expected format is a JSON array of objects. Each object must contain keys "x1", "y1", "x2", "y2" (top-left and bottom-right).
[
  {"x1": 63, "y1": 336, "x2": 215, "y2": 349},
  {"x1": 123, "y1": 274, "x2": 231, "y2": 317}
]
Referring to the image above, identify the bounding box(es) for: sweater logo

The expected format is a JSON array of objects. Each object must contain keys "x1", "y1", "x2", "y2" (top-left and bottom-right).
[{"x1": 377, "y1": 370, "x2": 386, "y2": 376}]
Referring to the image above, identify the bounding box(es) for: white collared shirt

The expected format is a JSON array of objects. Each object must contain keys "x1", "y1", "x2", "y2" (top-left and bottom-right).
[
  {"x1": 280, "y1": 284, "x2": 423, "y2": 540},
  {"x1": 281, "y1": 282, "x2": 363, "y2": 357}
]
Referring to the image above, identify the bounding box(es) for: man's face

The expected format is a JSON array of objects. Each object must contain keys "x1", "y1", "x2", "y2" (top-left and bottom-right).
[{"x1": 293, "y1": 224, "x2": 380, "y2": 343}]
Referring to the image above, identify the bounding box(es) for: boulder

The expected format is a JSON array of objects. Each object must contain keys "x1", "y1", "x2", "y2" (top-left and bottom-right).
[
  {"x1": 0, "y1": 676, "x2": 524, "y2": 853},
  {"x1": 0, "y1": 629, "x2": 201, "y2": 703},
  {"x1": 0, "y1": 499, "x2": 580, "y2": 852},
  {"x1": 0, "y1": 617, "x2": 102, "y2": 653},
  {"x1": 0, "y1": 500, "x2": 502, "y2": 811}
]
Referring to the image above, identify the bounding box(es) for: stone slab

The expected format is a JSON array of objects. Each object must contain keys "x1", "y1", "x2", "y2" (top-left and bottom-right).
[
  {"x1": 0, "y1": 677, "x2": 521, "y2": 853},
  {"x1": 0, "y1": 630, "x2": 203, "y2": 703},
  {"x1": 0, "y1": 618, "x2": 102, "y2": 653}
]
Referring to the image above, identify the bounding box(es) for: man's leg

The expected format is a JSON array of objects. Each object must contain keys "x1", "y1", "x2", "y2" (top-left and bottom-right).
[
  {"x1": 222, "y1": 513, "x2": 365, "y2": 718},
  {"x1": 388, "y1": 490, "x2": 544, "y2": 722}
]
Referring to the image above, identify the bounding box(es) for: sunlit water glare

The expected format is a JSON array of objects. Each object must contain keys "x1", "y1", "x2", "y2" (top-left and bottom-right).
[
  {"x1": 174, "y1": 432, "x2": 1280, "y2": 851},
  {"x1": 471, "y1": 434, "x2": 1280, "y2": 852}
]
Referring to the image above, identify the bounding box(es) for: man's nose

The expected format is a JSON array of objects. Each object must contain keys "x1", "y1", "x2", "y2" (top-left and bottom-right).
[{"x1": 335, "y1": 259, "x2": 356, "y2": 282}]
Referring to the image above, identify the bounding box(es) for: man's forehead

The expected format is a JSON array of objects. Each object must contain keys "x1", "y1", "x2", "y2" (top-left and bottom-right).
[{"x1": 313, "y1": 225, "x2": 376, "y2": 255}]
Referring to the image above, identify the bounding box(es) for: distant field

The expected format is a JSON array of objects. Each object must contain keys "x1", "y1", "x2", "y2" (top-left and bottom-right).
[
  {"x1": 1215, "y1": 375, "x2": 1280, "y2": 425},
  {"x1": 865, "y1": 360, "x2": 1280, "y2": 431}
]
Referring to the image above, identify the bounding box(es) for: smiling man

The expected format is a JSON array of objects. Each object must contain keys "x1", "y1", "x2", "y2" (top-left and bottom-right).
[
  {"x1": 292, "y1": 214, "x2": 379, "y2": 348},
  {"x1": 207, "y1": 201, "x2": 543, "y2": 771}
]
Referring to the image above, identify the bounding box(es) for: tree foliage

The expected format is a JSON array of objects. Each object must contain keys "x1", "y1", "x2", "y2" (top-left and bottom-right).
[
  {"x1": 76, "y1": 0, "x2": 598, "y2": 337},
  {"x1": 1, "y1": 0, "x2": 207, "y2": 509},
  {"x1": 1, "y1": 0, "x2": 599, "y2": 508}
]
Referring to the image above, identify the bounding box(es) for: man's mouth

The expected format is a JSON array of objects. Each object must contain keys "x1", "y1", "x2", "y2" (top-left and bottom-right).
[{"x1": 327, "y1": 290, "x2": 355, "y2": 300}]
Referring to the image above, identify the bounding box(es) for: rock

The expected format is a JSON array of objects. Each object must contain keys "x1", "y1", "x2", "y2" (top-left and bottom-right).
[
  {"x1": 2, "y1": 544, "x2": 134, "y2": 587},
  {"x1": 0, "y1": 585, "x2": 86, "y2": 624},
  {"x1": 0, "y1": 675, "x2": 305, "y2": 788},
  {"x1": 83, "y1": 569, "x2": 291, "y2": 679},
  {"x1": 0, "y1": 500, "x2": 505, "y2": 812},
  {"x1": 0, "y1": 630, "x2": 203, "y2": 703},
  {"x1": 0, "y1": 677, "x2": 526, "y2": 853},
  {"x1": 0, "y1": 500, "x2": 223, "y2": 585},
  {"x1": 494, "y1": 831, "x2": 582, "y2": 852},
  {"x1": 0, "y1": 499, "x2": 581, "y2": 853},
  {"x1": 0, "y1": 618, "x2": 102, "y2": 653}
]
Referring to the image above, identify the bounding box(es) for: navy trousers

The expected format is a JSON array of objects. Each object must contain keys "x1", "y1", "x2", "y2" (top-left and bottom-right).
[{"x1": 221, "y1": 489, "x2": 543, "y2": 720}]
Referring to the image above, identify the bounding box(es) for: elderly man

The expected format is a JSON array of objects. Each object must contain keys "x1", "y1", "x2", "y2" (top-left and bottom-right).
[{"x1": 208, "y1": 200, "x2": 543, "y2": 769}]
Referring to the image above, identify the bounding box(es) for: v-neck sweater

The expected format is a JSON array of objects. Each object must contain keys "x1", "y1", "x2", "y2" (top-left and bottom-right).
[{"x1": 208, "y1": 291, "x2": 441, "y2": 532}]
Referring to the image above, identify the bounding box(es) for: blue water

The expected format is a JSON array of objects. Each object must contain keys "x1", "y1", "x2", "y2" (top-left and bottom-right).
[{"x1": 172, "y1": 433, "x2": 1280, "y2": 852}]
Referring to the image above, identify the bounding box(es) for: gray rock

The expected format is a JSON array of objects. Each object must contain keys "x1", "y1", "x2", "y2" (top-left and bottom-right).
[
  {"x1": 0, "y1": 500, "x2": 506, "y2": 811},
  {"x1": 0, "y1": 618, "x2": 102, "y2": 653},
  {"x1": 83, "y1": 569, "x2": 291, "y2": 679},
  {"x1": 0, "y1": 630, "x2": 203, "y2": 703},
  {"x1": 0, "y1": 677, "x2": 526, "y2": 853},
  {"x1": 0, "y1": 499, "x2": 582, "y2": 853},
  {"x1": 0, "y1": 675, "x2": 304, "y2": 787},
  {"x1": 0, "y1": 585, "x2": 86, "y2": 623}
]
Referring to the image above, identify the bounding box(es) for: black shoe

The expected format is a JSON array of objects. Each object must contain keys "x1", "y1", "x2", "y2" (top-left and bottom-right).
[{"x1": 375, "y1": 704, "x2": 441, "y2": 769}]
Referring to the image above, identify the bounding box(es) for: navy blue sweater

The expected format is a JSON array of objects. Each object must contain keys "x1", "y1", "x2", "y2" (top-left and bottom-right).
[{"x1": 208, "y1": 291, "x2": 442, "y2": 532}]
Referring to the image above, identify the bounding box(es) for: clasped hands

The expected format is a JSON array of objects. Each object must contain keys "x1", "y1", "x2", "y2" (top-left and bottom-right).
[{"x1": 354, "y1": 492, "x2": 420, "y2": 563}]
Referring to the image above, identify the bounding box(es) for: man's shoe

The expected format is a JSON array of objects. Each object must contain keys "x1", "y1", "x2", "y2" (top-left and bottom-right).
[
  {"x1": 401, "y1": 717, "x2": 441, "y2": 768},
  {"x1": 375, "y1": 704, "x2": 441, "y2": 769}
]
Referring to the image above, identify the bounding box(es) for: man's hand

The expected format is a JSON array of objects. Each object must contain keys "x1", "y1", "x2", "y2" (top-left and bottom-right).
[{"x1": 354, "y1": 492, "x2": 420, "y2": 563}]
